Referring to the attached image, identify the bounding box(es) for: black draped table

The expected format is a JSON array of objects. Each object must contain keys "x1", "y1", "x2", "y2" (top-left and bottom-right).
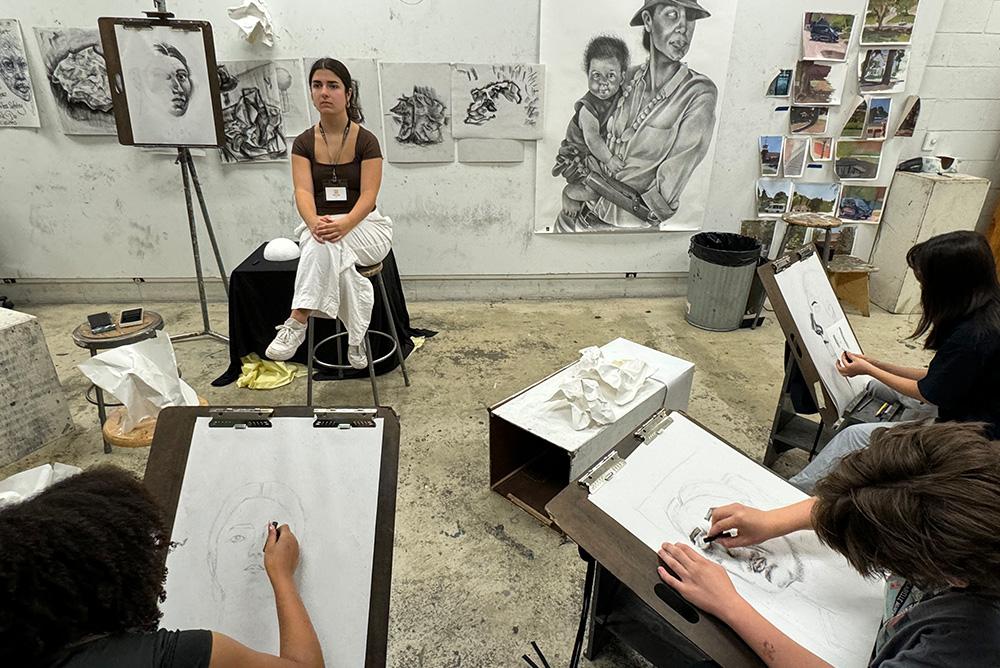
[{"x1": 212, "y1": 244, "x2": 433, "y2": 387}]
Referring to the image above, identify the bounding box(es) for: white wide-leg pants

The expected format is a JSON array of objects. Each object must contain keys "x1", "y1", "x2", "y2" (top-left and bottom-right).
[{"x1": 292, "y1": 209, "x2": 393, "y2": 347}]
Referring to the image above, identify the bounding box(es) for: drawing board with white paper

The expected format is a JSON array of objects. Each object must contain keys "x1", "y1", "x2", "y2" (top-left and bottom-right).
[
  {"x1": 763, "y1": 250, "x2": 868, "y2": 419},
  {"x1": 590, "y1": 413, "x2": 884, "y2": 667},
  {"x1": 158, "y1": 417, "x2": 387, "y2": 667}
]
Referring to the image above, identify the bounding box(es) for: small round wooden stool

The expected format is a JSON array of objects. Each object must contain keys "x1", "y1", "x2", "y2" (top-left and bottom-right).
[{"x1": 102, "y1": 396, "x2": 209, "y2": 449}]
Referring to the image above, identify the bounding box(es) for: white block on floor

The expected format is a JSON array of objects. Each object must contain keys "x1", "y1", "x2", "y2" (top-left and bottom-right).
[{"x1": 0, "y1": 309, "x2": 73, "y2": 465}]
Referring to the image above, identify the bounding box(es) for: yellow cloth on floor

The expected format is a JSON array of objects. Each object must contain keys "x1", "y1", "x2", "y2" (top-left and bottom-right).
[{"x1": 237, "y1": 353, "x2": 307, "y2": 389}]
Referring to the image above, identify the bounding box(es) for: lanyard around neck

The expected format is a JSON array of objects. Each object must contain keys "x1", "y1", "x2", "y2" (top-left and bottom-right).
[{"x1": 318, "y1": 119, "x2": 351, "y2": 167}]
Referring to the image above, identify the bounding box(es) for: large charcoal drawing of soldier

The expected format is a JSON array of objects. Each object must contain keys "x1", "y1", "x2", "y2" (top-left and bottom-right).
[{"x1": 553, "y1": 0, "x2": 718, "y2": 232}]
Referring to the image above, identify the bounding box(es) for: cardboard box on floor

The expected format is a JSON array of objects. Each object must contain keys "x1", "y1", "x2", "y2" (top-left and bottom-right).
[{"x1": 489, "y1": 338, "x2": 694, "y2": 528}]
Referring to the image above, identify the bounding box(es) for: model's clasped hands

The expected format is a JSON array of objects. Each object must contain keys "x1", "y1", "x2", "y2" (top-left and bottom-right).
[{"x1": 309, "y1": 215, "x2": 352, "y2": 244}]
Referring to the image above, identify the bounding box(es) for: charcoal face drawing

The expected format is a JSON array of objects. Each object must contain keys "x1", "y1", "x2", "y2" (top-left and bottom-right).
[
  {"x1": 551, "y1": 1, "x2": 719, "y2": 232},
  {"x1": 0, "y1": 20, "x2": 39, "y2": 127},
  {"x1": 217, "y1": 60, "x2": 287, "y2": 163},
  {"x1": 34, "y1": 27, "x2": 116, "y2": 134}
]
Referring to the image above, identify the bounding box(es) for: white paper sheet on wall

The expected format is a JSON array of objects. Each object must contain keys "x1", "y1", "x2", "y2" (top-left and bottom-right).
[
  {"x1": 590, "y1": 413, "x2": 884, "y2": 668},
  {"x1": 160, "y1": 417, "x2": 385, "y2": 666},
  {"x1": 774, "y1": 252, "x2": 868, "y2": 415}
]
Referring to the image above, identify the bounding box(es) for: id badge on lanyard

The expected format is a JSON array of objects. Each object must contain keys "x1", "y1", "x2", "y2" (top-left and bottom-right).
[{"x1": 324, "y1": 170, "x2": 347, "y2": 202}]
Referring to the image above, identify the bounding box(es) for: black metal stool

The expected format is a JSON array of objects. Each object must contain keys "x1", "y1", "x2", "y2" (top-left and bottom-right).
[{"x1": 306, "y1": 261, "x2": 411, "y2": 406}]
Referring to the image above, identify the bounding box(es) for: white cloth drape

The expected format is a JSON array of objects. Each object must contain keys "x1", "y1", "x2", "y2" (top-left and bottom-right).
[{"x1": 292, "y1": 209, "x2": 393, "y2": 346}]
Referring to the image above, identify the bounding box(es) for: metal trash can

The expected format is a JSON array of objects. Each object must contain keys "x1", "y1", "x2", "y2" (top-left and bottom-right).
[{"x1": 686, "y1": 232, "x2": 762, "y2": 332}]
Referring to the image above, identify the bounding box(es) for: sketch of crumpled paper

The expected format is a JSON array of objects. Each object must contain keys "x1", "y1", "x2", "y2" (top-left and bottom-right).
[{"x1": 548, "y1": 346, "x2": 655, "y2": 429}]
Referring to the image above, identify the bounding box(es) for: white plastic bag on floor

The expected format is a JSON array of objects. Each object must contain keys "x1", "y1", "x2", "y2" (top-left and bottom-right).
[
  {"x1": 0, "y1": 463, "x2": 81, "y2": 508},
  {"x1": 78, "y1": 331, "x2": 199, "y2": 432}
]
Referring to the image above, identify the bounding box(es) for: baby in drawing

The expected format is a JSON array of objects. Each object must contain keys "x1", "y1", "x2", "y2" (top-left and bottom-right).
[{"x1": 559, "y1": 36, "x2": 630, "y2": 216}]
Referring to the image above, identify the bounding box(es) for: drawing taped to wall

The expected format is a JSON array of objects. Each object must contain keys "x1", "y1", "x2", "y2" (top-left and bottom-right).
[
  {"x1": 272, "y1": 59, "x2": 310, "y2": 138},
  {"x1": 792, "y1": 60, "x2": 847, "y2": 106},
  {"x1": 756, "y1": 179, "x2": 792, "y2": 218},
  {"x1": 789, "y1": 106, "x2": 828, "y2": 135},
  {"x1": 836, "y1": 139, "x2": 883, "y2": 180},
  {"x1": 864, "y1": 97, "x2": 891, "y2": 139},
  {"x1": 740, "y1": 219, "x2": 777, "y2": 257},
  {"x1": 111, "y1": 24, "x2": 218, "y2": 146},
  {"x1": 0, "y1": 20, "x2": 39, "y2": 128},
  {"x1": 304, "y1": 57, "x2": 385, "y2": 144},
  {"x1": 216, "y1": 60, "x2": 287, "y2": 164},
  {"x1": 379, "y1": 62, "x2": 453, "y2": 163},
  {"x1": 759, "y1": 135, "x2": 783, "y2": 176},
  {"x1": 451, "y1": 63, "x2": 544, "y2": 140},
  {"x1": 765, "y1": 69, "x2": 792, "y2": 97},
  {"x1": 536, "y1": 0, "x2": 739, "y2": 233},
  {"x1": 810, "y1": 137, "x2": 834, "y2": 162},
  {"x1": 34, "y1": 27, "x2": 115, "y2": 135},
  {"x1": 841, "y1": 98, "x2": 867, "y2": 138},
  {"x1": 832, "y1": 225, "x2": 856, "y2": 255},
  {"x1": 589, "y1": 413, "x2": 885, "y2": 667},
  {"x1": 790, "y1": 182, "x2": 840, "y2": 215},
  {"x1": 894, "y1": 95, "x2": 919, "y2": 137},
  {"x1": 783, "y1": 137, "x2": 809, "y2": 178},
  {"x1": 859, "y1": 48, "x2": 908, "y2": 94},
  {"x1": 861, "y1": 0, "x2": 920, "y2": 46},
  {"x1": 839, "y1": 185, "x2": 887, "y2": 223},
  {"x1": 801, "y1": 13, "x2": 856, "y2": 63}
]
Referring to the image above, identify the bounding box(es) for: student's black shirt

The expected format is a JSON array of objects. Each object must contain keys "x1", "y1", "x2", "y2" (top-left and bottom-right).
[
  {"x1": 51, "y1": 629, "x2": 212, "y2": 667},
  {"x1": 917, "y1": 302, "x2": 1000, "y2": 438}
]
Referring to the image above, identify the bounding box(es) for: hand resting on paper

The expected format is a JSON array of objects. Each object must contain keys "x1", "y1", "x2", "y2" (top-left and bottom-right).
[
  {"x1": 657, "y1": 542, "x2": 741, "y2": 617},
  {"x1": 835, "y1": 351, "x2": 876, "y2": 378}
]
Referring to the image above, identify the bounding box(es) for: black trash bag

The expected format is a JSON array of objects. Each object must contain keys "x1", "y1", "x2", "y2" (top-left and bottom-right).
[{"x1": 689, "y1": 232, "x2": 761, "y2": 268}]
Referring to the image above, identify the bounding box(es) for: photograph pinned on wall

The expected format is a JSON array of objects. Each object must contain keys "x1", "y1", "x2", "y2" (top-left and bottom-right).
[
  {"x1": 451, "y1": 63, "x2": 544, "y2": 140},
  {"x1": 272, "y1": 59, "x2": 310, "y2": 138},
  {"x1": 861, "y1": 0, "x2": 920, "y2": 46},
  {"x1": 792, "y1": 61, "x2": 847, "y2": 106},
  {"x1": 831, "y1": 225, "x2": 856, "y2": 255},
  {"x1": 304, "y1": 57, "x2": 385, "y2": 145},
  {"x1": 784, "y1": 224, "x2": 811, "y2": 253},
  {"x1": 379, "y1": 62, "x2": 453, "y2": 163},
  {"x1": 536, "y1": 0, "x2": 740, "y2": 233},
  {"x1": 740, "y1": 219, "x2": 777, "y2": 257},
  {"x1": 0, "y1": 20, "x2": 40, "y2": 128},
  {"x1": 216, "y1": 60, "x2": 287, "y2": 164},
  {"x1": 841, "y1": 98, "x2": 867, "y2": 138},
  {"x1": 101, "y1": 21, "x2": 222, "y2": 147},
  {"x1": 894, "y1": 95, "x2": 920, "y2": 137},
  {"x1": 864, "y1": 97, "x2": 891, "y2": 139},
  {"x1": 801, "y1": 13, "x2": 856, "y2": 62},
  {"x1": 838, "y1": 185, "x2": 887, "y2": 223},
  {"x1": 835, "y1": 139, "x2": 883, "y2": 181},
  {"x1": 766, "y1": 69, "x2": 792, "y2": 97},
  {"x1": 34, "y1": 27, "x2": 116, "y2": 135},
  {"x1": 810, "y1": 137, "x2": 834, "y2": 162},
  {"x1": 789, "y1": 106, "x2": 829, "y2": 135},
  {"x1": 783, "y1": 137, "x2": 809, "y2": 178},
  {"x1": 859, "y1": 48, "x2": 908, "y2": 94},
  {"x1": 756, "y1": 179, "x2": 793, "y2": 218},
  {"x1": 759, "y1": 135, "x2": 784, "y2": 176},
  {"x1": 790, "y1": 182, "x2": 841, "y2": 216}
]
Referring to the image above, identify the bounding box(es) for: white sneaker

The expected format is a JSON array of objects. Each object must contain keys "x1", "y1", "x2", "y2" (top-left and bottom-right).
[
  {"x1": 348, "y1": 344, "x2": 368, "y2": 369},
  {"x1": 266, "y1": 318, "x2": 307, "y2": 361}
]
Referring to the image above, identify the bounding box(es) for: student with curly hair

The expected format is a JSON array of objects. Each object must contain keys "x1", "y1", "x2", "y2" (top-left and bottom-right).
[
  {"x1": 0, "y1": 466, "x2": 323, "y2": 667},
  {"x1": 657, "y1": 422, "x2": 1000, "y2": 666}
]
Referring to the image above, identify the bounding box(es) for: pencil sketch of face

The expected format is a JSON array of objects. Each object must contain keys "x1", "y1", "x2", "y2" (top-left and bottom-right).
[
  {"x1": 207, "y1": 482, "x2": 305, "y2": 602},
  {"x1": 0, "y1": 32, "x2": 30, "y2": 101},
  {"x1": 148, "y1": 42, "x2": 192, "y2": 117},
  {"x1": 643, "y1": 2, "x2": 696, "y2": 62},
  {"x1": 664, "y1": 478, "x2": 805, "y2": 594}
]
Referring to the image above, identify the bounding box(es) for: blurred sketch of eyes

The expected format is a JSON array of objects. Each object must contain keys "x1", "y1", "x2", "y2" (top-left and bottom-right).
[{"x1": 229, "y1": 533, "x2": 247, "y2": 543}]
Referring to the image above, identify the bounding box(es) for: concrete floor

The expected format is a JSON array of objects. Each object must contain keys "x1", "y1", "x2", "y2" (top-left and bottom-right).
[{"x1": 2, "y1": 298, "x2": 933, "y2": 667}]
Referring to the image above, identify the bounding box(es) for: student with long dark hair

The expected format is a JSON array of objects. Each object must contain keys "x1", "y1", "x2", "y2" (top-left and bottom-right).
[
  {"x1": 791, "y1": 230, "x2": 1000, "y2": 491},
  {"x1": 0, "y1": 466, "x2": 323, "y2": 667},
  {"x1": 266, "y1": 58, "x2": 391, "y2": 370}
]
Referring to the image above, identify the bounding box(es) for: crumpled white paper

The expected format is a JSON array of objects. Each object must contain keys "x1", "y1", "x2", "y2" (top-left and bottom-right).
[
  {"x1": 548, "y1": 346, "x2": 656, "y2": 429},
  {"x1": 0, "y1": 463, "x2": 81, "y2": 509},
  {"x1": 77, "y1": 331, "x2": 199, "y2": 432},
  {"x1": 227, "y1": 0, "x2": 275, "y2": 47}
]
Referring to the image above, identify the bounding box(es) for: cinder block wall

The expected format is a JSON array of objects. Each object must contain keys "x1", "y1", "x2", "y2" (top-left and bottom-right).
[{"x1": 925, "y1": 0, "x2": 1000, "y2": 230}]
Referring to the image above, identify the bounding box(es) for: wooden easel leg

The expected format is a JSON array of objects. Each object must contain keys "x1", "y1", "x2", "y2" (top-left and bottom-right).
[{"x1": 763, "y1": 354, "x2": 798, "y2": 467}]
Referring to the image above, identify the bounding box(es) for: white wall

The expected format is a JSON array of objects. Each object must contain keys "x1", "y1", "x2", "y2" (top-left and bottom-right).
[{"x1": 3, "y1": 0, "x2": 987, "y2": 296}]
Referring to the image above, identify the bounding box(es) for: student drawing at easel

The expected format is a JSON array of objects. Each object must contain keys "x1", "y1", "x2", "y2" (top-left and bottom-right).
[{"x1": 792, "y1": 231, "x2": 1000, "y2": 492}]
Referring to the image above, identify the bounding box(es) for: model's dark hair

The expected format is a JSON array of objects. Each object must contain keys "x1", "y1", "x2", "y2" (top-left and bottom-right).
[
  {"x1": 152, "y1": 42, "x2": 189, "y2": 71},
  {"x1": 907, "y1": 231, "x2": 1000, "y2": 349},
  {"x1": 813, "y1": 422, "x2": 1000, "y2": 594},
  {"x1": 0, "y1": 466, "x2": 170, "y2": 665},
  {"x1": 309, "y1": 57, "x2": 364, "y2": 123},
  {"x1": 584, "y1": 35, "x2": 630, "y2": 73}
]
